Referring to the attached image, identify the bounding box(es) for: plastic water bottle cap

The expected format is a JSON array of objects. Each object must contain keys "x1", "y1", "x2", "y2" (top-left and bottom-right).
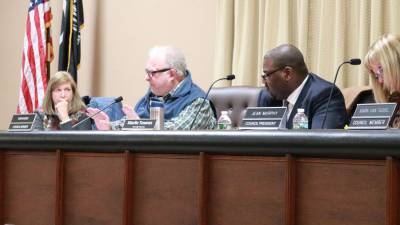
[{"x1": 297, "y1": 108, "x2": 304, "y2": 113}]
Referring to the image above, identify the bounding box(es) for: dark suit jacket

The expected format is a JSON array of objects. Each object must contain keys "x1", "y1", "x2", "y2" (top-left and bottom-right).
[{"x1": 257, "y1": 73, "x2": 348, "y2": 129}]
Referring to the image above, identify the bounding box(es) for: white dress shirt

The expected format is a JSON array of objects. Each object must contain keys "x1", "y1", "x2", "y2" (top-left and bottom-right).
[{"x1": 284, "y1": 75, "x2": 309, "y2": 119}]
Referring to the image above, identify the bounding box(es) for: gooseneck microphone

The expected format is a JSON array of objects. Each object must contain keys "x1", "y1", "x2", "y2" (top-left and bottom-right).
[
  {"x1": 321, "y1": 58, "x2": 361, "y2": 128},
  {"x1": 348, "y1": 58, "x2": 362, "y2": 65},
  {"x1": 71, "y1": 96, "x2": 123, "y2": 129},
  {"x1": 189, "y1": 74, "x2": 235, "y2": 130}
]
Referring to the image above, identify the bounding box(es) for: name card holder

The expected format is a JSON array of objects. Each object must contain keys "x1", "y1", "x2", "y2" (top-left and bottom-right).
[
  {"x1": 8, "y1": 113, "x2": 40, "y2": 132},
  {"x1": 122, "y1": 119, "x2": 156, "y2": 130},
  {"x1": 348, "y1": 103, "x2": 398, "y2": 130},
  {"x1": 239, "y1": 107, "x2": 287, "y2": 130}
]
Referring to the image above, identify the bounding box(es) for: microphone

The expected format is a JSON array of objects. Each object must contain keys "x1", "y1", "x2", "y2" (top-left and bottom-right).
[
  {"x1": 226, "y1": 74, "x2": 235, "y2": 80},
  {"x1": 348, "y1": 58, "x2": 361, "y2": 65},
  {"x1": 71, "y1": 96, "x2": 123, "y2": 129},
  {"x1": 321, "y1": 58, "x2": 361, "y2": 128},
  {"x1": 189, "y1": 74, "x2": 235, "y2": 130}
]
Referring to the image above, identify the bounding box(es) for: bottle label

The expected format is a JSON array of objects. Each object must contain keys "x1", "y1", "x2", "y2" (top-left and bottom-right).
[
  {"x1": 293, "y1": 121, "x2": 308, "y2": 129},
  {"x1": 218, "y1": 122, "x2": 232, "y2": 130}
]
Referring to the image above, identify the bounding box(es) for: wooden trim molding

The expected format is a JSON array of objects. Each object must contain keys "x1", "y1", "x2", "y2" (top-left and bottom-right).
[
  {"x1": 285, "y1": 154, "x2": 296, "y2": 225},
  {"x1": 198, "y1": 152, "x2": 209, "y2": 225},
  {"x1": 123, "y1": 151, "x2": 133, "y2": 225},
  {"x1": 55, "y1": 150, "x2": 64, "y2": 225}
]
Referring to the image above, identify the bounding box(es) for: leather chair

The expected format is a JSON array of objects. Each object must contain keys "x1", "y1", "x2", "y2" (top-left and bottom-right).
[
  {"x1": 341, "y1": 86, "x2": 375, "y2": 117},
  {"x1": 208, "y1": 86, "x2": 264, "y2": 127},
  {"x1": 208, "y1": 85, "x2": 374, "y2": 128}
]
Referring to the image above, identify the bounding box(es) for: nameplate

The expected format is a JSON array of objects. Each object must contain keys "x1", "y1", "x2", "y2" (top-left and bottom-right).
[
  {"x1": 122, "y1": 119, "x2": 156, "y2": 130},
  {"x1": 239, "y1": 107, "x2": 287, "y2": 130},
  {"x1": 348, "y1": 103, "x2": 398, "y2": 129},
  {"x1": 8, "y1": 114, "x2": 38, "y2": 132}
]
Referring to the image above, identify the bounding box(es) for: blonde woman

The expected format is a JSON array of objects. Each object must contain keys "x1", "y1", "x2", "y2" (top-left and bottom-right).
[
  {"x1": 364, "y1": 33, "x2": 400, "y2": 127},
  {"x1": 36, "y1": 71, "x2": 92, "y2": 130}
]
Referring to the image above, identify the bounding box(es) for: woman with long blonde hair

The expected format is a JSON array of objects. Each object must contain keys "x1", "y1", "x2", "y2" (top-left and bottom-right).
[{"x1": 364, "y1": 33, "x2": 400, "y2": 127}]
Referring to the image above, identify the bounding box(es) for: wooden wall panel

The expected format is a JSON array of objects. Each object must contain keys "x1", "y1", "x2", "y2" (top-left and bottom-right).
[
  {"x1": 0, "y1": 148, "x2": 395, "y2": 225},
  {"x1": 207, "y1": 156, "x2": 286, "y2": 225},
  {"x1": 386, "y1": 157, "x2": 400, "y2": 225},
  {"x1": 0, "y1": 151, "x2": 4, "y2": 225},
  {"x1": 131, "y1": 154, "x2": 198, "y2": 225},
  {"x1": 3, "y1": 152, "x2": 56, "y2": 225},
  {"x1": 63, "y1": 153, "x2": 124, "y2": 225},
  {"x1": 397, "y1": 161, "x2": 400, "y2": 225},
  {"x1": 295, "y1": 159, "x2": 386, "y2": 225}
]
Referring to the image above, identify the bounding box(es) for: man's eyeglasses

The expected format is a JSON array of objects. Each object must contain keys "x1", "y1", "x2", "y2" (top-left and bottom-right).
[
  {"x1": 145, "y1": 68, "x2": 171, "y2": 78},
  {"x1": 261, "y1": 67, "x2": 284, "y2": 80}
]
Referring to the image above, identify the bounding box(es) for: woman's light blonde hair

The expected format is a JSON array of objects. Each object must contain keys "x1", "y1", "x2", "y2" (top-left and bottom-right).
[
  {"x1": 42, "y1": 71, "x2": 86, "y2": 115},
  {"x1": 364, "y1": 34, "x2": 400, "y2": 102}
]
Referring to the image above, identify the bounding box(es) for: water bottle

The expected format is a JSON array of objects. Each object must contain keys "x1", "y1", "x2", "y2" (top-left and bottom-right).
[
  {"x1": 292, "y1": 108, "x2": 308, "y2": 129},
  {"x1": 150, "y1": 99, "x2": 164, "y2": 130},
  {"x1": 217, "y1": 111, "x2": 232, "y2": 130}
]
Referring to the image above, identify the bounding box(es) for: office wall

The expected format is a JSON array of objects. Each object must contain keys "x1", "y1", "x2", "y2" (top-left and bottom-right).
[{"x1": 0, "y1": 0, "x2": 216, "y2": 130}]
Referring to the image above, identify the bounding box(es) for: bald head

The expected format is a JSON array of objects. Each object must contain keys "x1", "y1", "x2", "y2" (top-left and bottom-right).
[{"x1": 264, "y1": 44, "x2": 308, "y2": 76}]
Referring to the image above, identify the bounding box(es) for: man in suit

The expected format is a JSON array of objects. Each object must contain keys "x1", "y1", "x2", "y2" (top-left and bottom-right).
[{"x1": 257, "y1": 44, "x2": 347, "y2": 129}]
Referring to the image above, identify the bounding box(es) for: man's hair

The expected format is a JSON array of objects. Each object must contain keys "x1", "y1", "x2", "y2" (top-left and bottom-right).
[
  {"x1": 148, "y1": 46, "x2": 187, "y2": 76},
  {"x1": 264, "y1": 44, "x2": 308, "y2": 76},
  {"x1": 42, "y1": 71, "x2": 86, "y2": 115},
  {"x1": 364, "y1": 33, "x2": 400, "y2": 103}
]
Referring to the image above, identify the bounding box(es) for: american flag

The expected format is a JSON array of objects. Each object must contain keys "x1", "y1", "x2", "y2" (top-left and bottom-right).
[{"x1": 17, "y1": 0, "x2": 53, "y2": 114}]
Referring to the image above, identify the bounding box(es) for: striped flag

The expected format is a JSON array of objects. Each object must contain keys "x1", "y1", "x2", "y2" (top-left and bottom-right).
[
  {"x1": 58, "y1": 0, "x2": 84, "y2": 82},
  {"x1": 17, "y1": 0, "x2": 53, "y2": 114}
]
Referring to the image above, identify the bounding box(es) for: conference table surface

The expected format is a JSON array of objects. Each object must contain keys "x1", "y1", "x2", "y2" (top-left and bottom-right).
[{"x1": 0, "y1": 129, "x2": 399, "y2": 158}]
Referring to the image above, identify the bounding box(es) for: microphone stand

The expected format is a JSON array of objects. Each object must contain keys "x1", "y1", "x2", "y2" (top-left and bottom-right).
[
  {"x1": 72, "y1": 96, "x2": 123, "y2": 129},
  {"x1": 189, "y1": 75, "x2": 235, "y2": 130},
  {"x1": 321, "y1": 59, "x2": 361, "y2": 128}
]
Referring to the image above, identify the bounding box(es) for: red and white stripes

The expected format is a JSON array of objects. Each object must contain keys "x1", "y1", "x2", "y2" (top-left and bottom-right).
[{"x1": 18, "y1": 0, "x2": 53, "y2": 114}]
